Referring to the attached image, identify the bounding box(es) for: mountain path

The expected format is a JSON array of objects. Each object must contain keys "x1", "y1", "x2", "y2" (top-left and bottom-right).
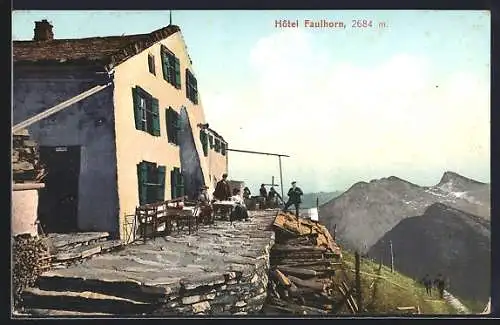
[{"x1": 443, "y1": 290, "x2": 471, "y2": 314}]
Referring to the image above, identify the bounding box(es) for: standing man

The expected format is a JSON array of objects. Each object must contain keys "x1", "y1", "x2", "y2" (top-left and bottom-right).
[
  {"x1": 213, "y1": 173, "x2": 231, "y2": 201},
  {"x1": 283, "y1": 181, "x2": 304, "y2": 217},
  {"x1": 259, "y1": 184, "x2": 268, "y2": 210}
]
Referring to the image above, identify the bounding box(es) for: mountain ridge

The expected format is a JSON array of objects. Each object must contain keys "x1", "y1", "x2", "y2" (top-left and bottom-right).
[{"x1": 318, "y1": 171, "x2": 490, "y2": 254}]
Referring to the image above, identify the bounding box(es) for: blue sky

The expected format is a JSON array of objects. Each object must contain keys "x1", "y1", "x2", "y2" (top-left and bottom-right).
[{"x1": 12, "y1": 10, "x2": 491, "y2": 193}]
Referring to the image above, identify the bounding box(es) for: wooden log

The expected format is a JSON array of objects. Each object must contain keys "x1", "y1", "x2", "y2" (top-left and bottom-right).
[
  {"x1": 396, "y1": 306, "x2": 416, "y2": 311},
  {"x1": 273, "y1": 269, "x2": 291, "y2": 287},
  {"x1": 272, "y1": 244, "x2": 328, "y2": 252},
  {"x1": 287, "y1": 274, "x2": 327, "y2": 291},
  {"x1": 277, "y1": 266, "x2": 317, "y2": 278}
]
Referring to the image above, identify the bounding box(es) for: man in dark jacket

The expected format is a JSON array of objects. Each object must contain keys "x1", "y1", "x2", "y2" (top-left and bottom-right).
[
  {"x1": 283, "y1": 181, "x2": 303, "y2": 216},
  {"x1": 259, "y1": 184, "x2": 268, "y2": 209},
  {"x1": 213, "y1": 173, "x2": 231, "y2": 201}
]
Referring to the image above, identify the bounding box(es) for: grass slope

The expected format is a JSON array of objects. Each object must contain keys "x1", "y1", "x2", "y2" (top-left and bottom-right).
[{"x1": 336, "y1": 250, "x2": 457, "y2": 315}]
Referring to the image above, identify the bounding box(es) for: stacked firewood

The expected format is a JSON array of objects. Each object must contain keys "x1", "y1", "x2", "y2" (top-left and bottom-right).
[
  {"x1": 264, "y1": 211, "x2": 343, "y2": 315},
  {"x1": 12, "y1": 129, "x2": 46, "y2": 183},
  {"x1": 12, "y1": 234, "x2": 51, "y2": 308}
]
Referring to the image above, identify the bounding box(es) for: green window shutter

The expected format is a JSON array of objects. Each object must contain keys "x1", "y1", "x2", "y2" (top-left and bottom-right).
[
  {"x1": 137, "y1": 162, "x2": 148, "y2": 206},
  {"x1": 174, "y1": 57, "x2": 181, "y2": 89},
  {"x1": 177, "y1": 169, "x2": 185, "y2": 198},
  {"x1": 161, "y1": 50, "x2": 170, "y2": 82},
  {"x1": 185, "y1": 69, "x2": 190, "y2": 100},
  {"x1": 209, "y1": 135, "x2": 214, "y2": 149},
  {"x1": 132, "y1": 87, "x2": 142, "y2": 130},
  {"x1": 193, "y1": 77, "x2": 198, "y2": 104},
  {"x1": 157, "y1": 165, "x2": 166, "y2": 202},
  {"x1": 221, "y1": 142, "x2": 226, "y2": 155},
  {"x1": 200, "y1": 130, "x2": 208, "y2": 156},
  {"x1": 170, "y1": 168, "x2": 177, "y2": 199},
  {"x1": 173, "y1": 111, "x2": 181, "y2": 145},
  {"x1": 165, "y1": 108, "x2": 171, "y2": 142},
  {"x1": 151, "y1": 98, "x2": 160, "y2": 136}
]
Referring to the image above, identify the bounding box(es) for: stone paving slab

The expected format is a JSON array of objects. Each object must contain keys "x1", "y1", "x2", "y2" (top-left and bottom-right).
[{"x1": 39, "y1": 211, "x2": 276, "y2": 291}]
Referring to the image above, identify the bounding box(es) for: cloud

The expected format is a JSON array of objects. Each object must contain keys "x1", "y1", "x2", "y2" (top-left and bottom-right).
[{"x1": 202, "y1": 29, "x2": 490, "y2": 192}]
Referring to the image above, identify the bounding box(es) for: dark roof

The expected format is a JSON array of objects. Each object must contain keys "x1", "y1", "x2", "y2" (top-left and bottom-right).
[{"x1": 13, "y1": 25, "x2": 181, "y2": 71}]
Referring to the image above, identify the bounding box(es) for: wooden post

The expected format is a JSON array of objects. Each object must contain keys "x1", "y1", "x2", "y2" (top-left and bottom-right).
[
  {"x1": 333, "y1": 224, "x2": 337, "y2": 241},
  {"x1": 278, "y1": 156, "x2": 284, "y2": 200},
  {"x1": 355, "y1": 251, "x2": 363, "y2": 312},
  {"x1": 378, "y1": 252, "x2": 383, "y2": 272},
  {"x1": 389, "y1": 240, "x2": 394, "y2": 273},
  {"x1": 316, "y1": 197, "x2": 319, "y2": 209}
]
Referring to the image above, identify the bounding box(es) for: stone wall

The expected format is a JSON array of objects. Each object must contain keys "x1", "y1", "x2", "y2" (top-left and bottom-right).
[{"x1": 152, "y1": 258, "x2": 270, "y2": 315}]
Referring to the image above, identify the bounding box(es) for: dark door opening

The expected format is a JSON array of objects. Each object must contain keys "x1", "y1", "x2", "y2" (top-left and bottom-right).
[{"x1": 38, "y1": 146, "x2": 81, "y2": 233}]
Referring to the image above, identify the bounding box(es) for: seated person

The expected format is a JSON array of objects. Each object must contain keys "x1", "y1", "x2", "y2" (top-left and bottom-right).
[
  {"x1": 230, "y1": 188, "x2": 249, "y2": 222},
  {"x1": 197, "y1": 185, "x2": 213, "y2": 224},
  {"x1": 268, "y1": 186, "x2": 278, "y2": 208},
  {"x1": 243, "y1": 187, "x2": 251, "y2": 199}
]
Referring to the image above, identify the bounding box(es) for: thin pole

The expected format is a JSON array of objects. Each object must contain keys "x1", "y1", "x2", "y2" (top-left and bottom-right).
[
  {"x1": 169, "y1": 10, "x2": 172, "y2": 25},
  {"x1": 355, "y1": 251, "x2": 363, "y2": 312},
  {"x1": 278, "y1": 156, "x2": 284, "y2": 201},
  {"x1": 389, "y1": 240, "x2": 394, "y2": 273}
]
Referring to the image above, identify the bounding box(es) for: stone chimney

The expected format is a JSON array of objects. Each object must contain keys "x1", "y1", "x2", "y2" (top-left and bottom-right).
[{"x1": 33, "y1": 19, "x2": 54, "y2": 41}]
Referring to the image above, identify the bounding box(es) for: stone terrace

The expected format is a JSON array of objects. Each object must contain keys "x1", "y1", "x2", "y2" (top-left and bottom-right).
[{"x1": 21, "y1": 211, "x2": 277, "y2": 316}]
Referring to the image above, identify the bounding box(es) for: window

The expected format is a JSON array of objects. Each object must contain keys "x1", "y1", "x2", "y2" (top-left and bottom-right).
[
  {"x1": 214, "y1": 138, "x2": 221, "y2": 153},
  {"x1": 221, "y1": 142, "x2": 227, "y2": 156},
  {"x1": 199, "y1": 130, "x2": 209, "y2": 157},
  {"x1": 165, "y1": 107, "x2": 180, "y2": 145},
  {"x1": 161, "y1": 46, "x2": 181, "y2": 89},
  {"x1": 132, "y1": 87, "x2": 160, "y2": 136},
  {"x1": 209, "y1": 135, "x2": 214, "y2": 149},
  {"x1": 171, "y1": 167, "x2": 185, "y2": 199},
  {"x1": 148, "y1": 54, "x2": 156, "y2": 75},
  {"x1": 137, "y1": 161, "x2": 166, "y2": 205},
  {"x1": 186, "y1": 69, "x2": 198, "y2": 104}
]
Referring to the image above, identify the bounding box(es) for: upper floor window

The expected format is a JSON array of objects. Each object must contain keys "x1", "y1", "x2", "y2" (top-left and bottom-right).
[
  {"x1": 200, "y1": 130, "x2": 209, "y2": 157},
  {"x1": 214, "y1": 138, "x2": 221, "y2": 153},
  {"x1": 131, "y1": 86, "x2": 160, "y2": 136},
  {"x1": 166, "y1": 107, "x2": 180, "y2": 145},
  {"x1": 161, "y1": 46, "x2": 181, "y2": 89},
  {"x1": 186, "y1": 69, "x2": 198, "y2": 104},
  {"x1": 148, "y1": 54, "x2": 156, "y2": 75},
  {"x1": 221, "y1": 142, "x2": 227, "y2": 156}
]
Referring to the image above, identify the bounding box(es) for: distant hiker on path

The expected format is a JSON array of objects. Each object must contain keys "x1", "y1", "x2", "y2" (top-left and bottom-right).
[
  {"x1": 435, "y1": 273, "x2": 445, "y2": 299},
  {"x1": 283, "y1": 181, "x2": 304, "y2": 217},
  {"x1": 213, "y1": 173, "x2": 231, "y2": 201},
  {"x1": 422, "y1": 274, "x2": 432, "y2": 296}
]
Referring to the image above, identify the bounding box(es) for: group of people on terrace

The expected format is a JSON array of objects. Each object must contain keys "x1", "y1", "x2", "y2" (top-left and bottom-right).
[{"x1": 196, "y1": 173, "x2": 305, "y2": 223}]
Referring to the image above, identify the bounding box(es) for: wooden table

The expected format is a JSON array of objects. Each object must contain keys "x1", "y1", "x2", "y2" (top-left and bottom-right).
[{"x1": 212, "y1": 201, "x2": 236, "y2": 222}]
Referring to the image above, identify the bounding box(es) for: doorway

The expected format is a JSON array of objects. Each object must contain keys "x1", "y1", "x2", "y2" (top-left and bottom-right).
[{"x1": 38, "y1": 146, "x2": 81, "y2": 233}]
